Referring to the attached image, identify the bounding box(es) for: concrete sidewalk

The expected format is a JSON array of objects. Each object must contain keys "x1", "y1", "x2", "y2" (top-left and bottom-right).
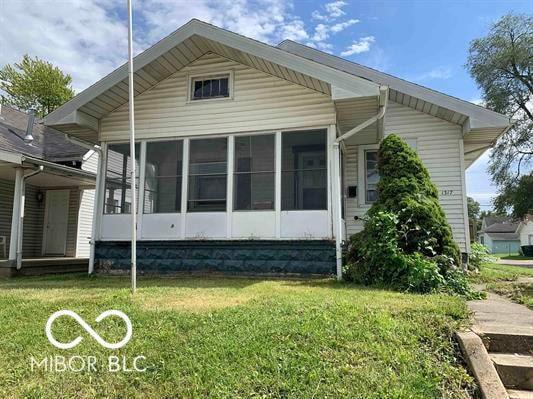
[
  {"x1": 469, "y1": 291, "x2": 533, "y2": 336},
  {"x1": 497, "y1": 259, "x2": 533, "y2": 268}
]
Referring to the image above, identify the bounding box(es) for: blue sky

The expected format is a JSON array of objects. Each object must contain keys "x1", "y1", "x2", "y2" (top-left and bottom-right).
[{"x1": 1, "y1": 0, "x2": 531, "y2": 209}]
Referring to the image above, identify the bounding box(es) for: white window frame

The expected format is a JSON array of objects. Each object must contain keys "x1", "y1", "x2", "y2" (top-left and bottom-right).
[
  {"x1": 186, "y1": 70, "x2": 234, "y2": 103},
  {"x1": 357, "y1": 144, "x2": 379, "y2": 207}
]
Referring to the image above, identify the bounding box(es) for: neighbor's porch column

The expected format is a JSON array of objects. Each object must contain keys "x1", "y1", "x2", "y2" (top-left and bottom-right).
[{"x1": 8, "y1": 168, "x2": 24, "y2": 261}]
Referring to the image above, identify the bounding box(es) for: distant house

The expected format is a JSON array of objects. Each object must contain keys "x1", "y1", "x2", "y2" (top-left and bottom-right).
[
  {"x1": 0, "y1": 105, "x2": 96, "y2": 276},
  {"x1": 44, "y1": 20, "x2": 512, "y2": 278},
  {"x1": 478, "y1": 216, "x2": 521, "y2": 254},
  {"x1": 517, "y1": 215, "x2": 533, "y2": 247}
]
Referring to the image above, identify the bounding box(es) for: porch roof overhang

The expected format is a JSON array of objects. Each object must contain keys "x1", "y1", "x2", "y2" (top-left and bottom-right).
[
  {"x1": 0, "y1": 149, "x2": 96, "y2": 188},
  {"x1": 44, "y1": 19, "x2": 381, "y2": 143},
  {"x1": 277, "y1": 40, "x2": 512, "y2": 168}
]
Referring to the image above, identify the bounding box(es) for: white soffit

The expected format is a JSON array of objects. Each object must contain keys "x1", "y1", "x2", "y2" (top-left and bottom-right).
[{"x1": 45, "y1": 19, "x2": 380, "y2": 142}]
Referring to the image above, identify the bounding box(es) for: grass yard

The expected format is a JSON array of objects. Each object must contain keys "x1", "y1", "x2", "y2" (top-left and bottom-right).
[{"x1": 0, "y1": 274, "x2": 475, "y2": 398}]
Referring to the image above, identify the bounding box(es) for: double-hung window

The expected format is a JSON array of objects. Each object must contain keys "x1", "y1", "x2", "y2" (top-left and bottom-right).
[
  {"x1": 188, "y1": 138, "x2": 227, "y2": 212},
  {"x1": 234, "y1": 134, "x2": 275, "y2": 210},
  {"x1": 364, "y1": 150, "x2": 379, "y2": 204},
  {"x1": 281, "y1": 130, "x2": 327, "y2": 210},
  {"x1": 104, "y1": 143, "x2": 140, "y2": 214},
  {"x1": 144, "y1": 140, "x2": 183, "y2": 213}
]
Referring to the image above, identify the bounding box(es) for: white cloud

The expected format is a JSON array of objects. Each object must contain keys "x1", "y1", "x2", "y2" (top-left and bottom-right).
[
  {"x1": 311, "y1": 1, "x2": 347, "y2": 21},
  {"x1": 415, "y1": 66, "x2": 453, "y2": 81},
  {"x1": 0, "y1": 0, "x2": 314, "y2": 93},
  {"x1": 341, "y1": 36, "x2": 375, "y2": 56},
  {"x1": 330, "y1": 19, "x2": 359, "y2": 33},
  {"x1": 0, "y1": 0, "x2": 132, "y2": 92},
  {"x1": 325, "y1": 1, "x2": 348, "y2": 18},
  {"x1": 469, "y1": 98, "x2": 485, "y2": 106}
]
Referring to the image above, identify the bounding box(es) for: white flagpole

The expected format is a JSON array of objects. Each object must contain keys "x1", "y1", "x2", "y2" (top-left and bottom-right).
[{"x1": 127, "y1": 0, "x2": 137, "y2": 294}]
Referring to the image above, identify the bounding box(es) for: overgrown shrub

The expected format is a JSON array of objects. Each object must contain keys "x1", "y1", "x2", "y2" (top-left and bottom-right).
[{"x1": 345, "y1": 135, "x2": 476, "y2": 296}]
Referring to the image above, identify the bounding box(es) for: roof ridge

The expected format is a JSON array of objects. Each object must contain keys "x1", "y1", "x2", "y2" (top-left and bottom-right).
[{"x1": 276, "y1": 39, "x2": 510, "y2": 121}]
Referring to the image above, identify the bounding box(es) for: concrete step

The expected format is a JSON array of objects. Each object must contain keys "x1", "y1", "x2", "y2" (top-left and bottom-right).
[
  {"x1": 482, "y1": 331, "x2": 533, "y2": 354},
  {"x1": 508, "y1": 389, "x2": 533, "y2": 399},
  {"x1": 491, "y1": 353, "x2": 533, "y2": 390}
]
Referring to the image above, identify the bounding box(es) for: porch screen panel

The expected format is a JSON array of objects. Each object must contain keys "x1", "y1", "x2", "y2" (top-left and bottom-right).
[
  {"x1": 188, "y1": 138, "x2": 227, "y2": 212},
  {"x1": 104, "y1": 143, "x2": 140, "y2": 214},
  {"x1": 144, "y1": 140, "x2": 183, "y2": 213},
  {"x1": 281, "y1": 130, "x2": 327, "y2": 210},
  {"x1": 234, "y1": 134, "x2": 275, "y2": 210}
]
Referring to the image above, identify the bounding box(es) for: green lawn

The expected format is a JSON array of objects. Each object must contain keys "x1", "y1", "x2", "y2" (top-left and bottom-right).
[{"x1": 0, "y1": 274, "x2": 476, "y2": 398}]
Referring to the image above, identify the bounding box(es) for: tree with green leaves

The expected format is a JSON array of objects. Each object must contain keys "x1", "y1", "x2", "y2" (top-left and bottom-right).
[
  {"x1": 0, "y1": 54, "x2": 74, "y2": 117},
  {"x1": 467, "y1": 197, "x2": 481, "y2": 221},
  {"x1": 494, "y1": 174, "x2": 533, "y2": 219},
  {"x1": 467, "y1": 13, "x2": 532, "y2": 218}
]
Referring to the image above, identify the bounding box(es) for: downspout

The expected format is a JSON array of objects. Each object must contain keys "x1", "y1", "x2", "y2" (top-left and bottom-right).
[
  {"x1": 16, "y1": 165, "x2": 44, "y2": 269},
  {"x1": 332, "y1": 85, "x2": 389, "y2": 281},
  {"x1": 63, "y1": 133, "x2": 103, "y2": 275}
]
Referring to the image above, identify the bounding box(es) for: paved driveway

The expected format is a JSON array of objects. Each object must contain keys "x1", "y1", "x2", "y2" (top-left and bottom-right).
[{"x1": 497, "y1": 259, "x2": 533, "y2": 268}]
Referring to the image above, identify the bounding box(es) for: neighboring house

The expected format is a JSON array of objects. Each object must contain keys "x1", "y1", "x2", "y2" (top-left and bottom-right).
[
  {"x1": 517, "y1": 215, "x2": 533, "y2": 247},
  {"x1": 44, "y1": 20, "x2": 512, "y2": 278},
  {"x1": 478, "y1": 216, "x2": 521, "y2": 254},
  {"x1": 0, "y1": 105, "x2": 97, "y2": 275}
]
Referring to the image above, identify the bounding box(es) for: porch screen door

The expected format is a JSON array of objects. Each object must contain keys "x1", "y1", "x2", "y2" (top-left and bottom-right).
[{"x1": 43, "y1": 190, "x2": 70, "y2": 255}]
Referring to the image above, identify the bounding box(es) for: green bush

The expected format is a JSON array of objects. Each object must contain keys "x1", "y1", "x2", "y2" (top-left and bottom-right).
[
  {"x1": 345, "y1": 135, "x2": 474, "y2": 296},
  {"x1": 469, "y1": 242, "x2": 495, "y2": 270},
  {"x1": 369, "y1": 135, "x2": 460, "y2": 265}
]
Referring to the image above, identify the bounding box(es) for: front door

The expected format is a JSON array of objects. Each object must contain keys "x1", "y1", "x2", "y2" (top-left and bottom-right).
[{"x1": 43, "y1": 190, "x2": 70, "y2": 256}]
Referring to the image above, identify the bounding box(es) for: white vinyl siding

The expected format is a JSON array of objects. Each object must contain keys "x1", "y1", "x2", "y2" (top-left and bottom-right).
[
  {"x1": 344, "y1": 101, "x2": 469, "y2": 252},
  {"x1": 100, "y1": 53, "x2": 336, "y2": 141},
  {"x1": 76, "y1": 151, "x2": 98, "y2": 257}
]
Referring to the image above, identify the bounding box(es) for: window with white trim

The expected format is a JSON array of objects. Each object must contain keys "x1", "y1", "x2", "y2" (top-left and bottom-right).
[
  {"x1": 190, "y1": 74, "x2": 230, "y2": 100},
  {"x1": 364, "y1": 150, "x2": 379, "y2": 204}
]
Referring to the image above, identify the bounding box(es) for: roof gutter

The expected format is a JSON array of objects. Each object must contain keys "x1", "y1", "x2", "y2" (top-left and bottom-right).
[
  {"x1": 335, "y1": 86, "x2": 389, "y2": 145},
  {"x1": 332, "y1": 86, "x2": 388, "y2": 281}
]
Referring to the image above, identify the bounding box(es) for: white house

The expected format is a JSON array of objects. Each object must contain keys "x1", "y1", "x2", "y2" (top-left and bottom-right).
[
  {"x1": 478, "y1": 216, "x2": 521, "y2": 255},
  {"x1": 44, "y1": 20, "x2": 511, "y2": 278},
  {"x1": 517, "y1": 215, "x2": 533, "y2": 248},
  {"x1": 0, "y1": 106, "x2": 97, "y2": 276}
]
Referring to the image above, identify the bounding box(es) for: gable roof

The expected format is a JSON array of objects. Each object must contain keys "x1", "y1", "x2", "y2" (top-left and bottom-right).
[
  {"x1": 44, "y1": 19, "x2": 381, "y2": 143},
  {"x1": 277, "y1": 40, "x2": 510, "y2": 130},
  {"x1": 44, "y1": 18, "x2": 511, "y2": 156},
  {"x1": 481, "y1": 217, "x2": 519, "y2": 233},
  {"x1": 0, "y1": 106, "x2": 87, "y2": 162}
]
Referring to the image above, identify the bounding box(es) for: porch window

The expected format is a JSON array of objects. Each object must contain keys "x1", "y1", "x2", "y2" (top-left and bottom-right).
[
  {"x1": 234, "y1": 134, "x2": 275, "y2": 210},
  {"x1": 144, "y1": 140, "x2": 183, "y2": 213},
  {"x1": 188, "y1": 138, "x2": 227, "y2": 212},
  {"x1": 190, "y1": 74, "x2": 230, "y2": 101},
  {"x1": 365, "y1": 150, "x2": 379, "y2": 203},
  {"x1": 281, "y1": 130, "x2": 327, "y2": 210},
  {"x1": 104, "y1": 143, "x2": 140, "y2": 214}
]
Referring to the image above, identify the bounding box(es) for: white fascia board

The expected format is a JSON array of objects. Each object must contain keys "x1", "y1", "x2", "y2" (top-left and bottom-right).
[
  {"x1": 192, "y1": 21, "x2": 379, "y2": 97},
  {"x1": 45, "y1": 19, "x2": 380, "y2": 127},
  {"x1": 50, "y1": 110, "x2": 99, "y2": 132},
  {"x1": 0, "y1": 149, "x2": 23, "y2": 165}
]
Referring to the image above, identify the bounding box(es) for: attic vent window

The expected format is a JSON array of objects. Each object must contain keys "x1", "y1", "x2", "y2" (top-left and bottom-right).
[{"x1": 190, "y1": 73, "x2": 231, "y2": 101}]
